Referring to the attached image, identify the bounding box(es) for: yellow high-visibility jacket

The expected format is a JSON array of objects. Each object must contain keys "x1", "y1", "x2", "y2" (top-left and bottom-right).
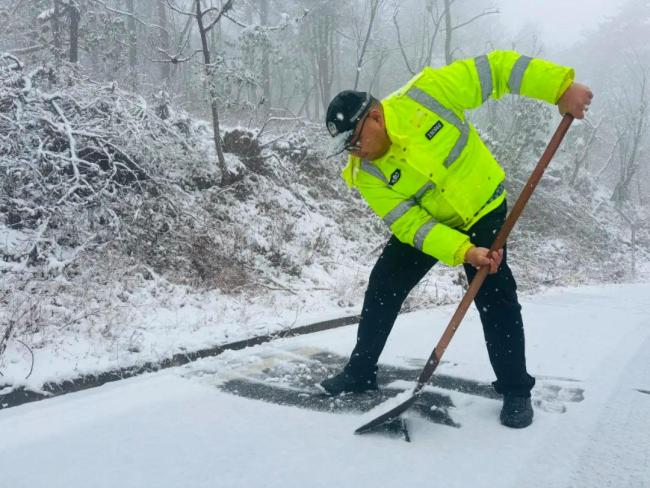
[{"x1": 342, "y1": 50, "x2": 574, "y2": 266}]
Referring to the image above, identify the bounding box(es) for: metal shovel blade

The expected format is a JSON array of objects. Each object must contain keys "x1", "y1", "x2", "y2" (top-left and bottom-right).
[{"x1": 354, "y1": 393, "x2": 418, "y2": 435}]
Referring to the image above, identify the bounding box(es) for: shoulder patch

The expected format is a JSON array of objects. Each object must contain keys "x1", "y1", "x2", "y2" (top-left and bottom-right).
[
  {"x1": 389, "y1": 169, "x2": 401, "y2": 186},
  {"x1": 425, "y1": 120, "x2": 444, "y2": 140}
]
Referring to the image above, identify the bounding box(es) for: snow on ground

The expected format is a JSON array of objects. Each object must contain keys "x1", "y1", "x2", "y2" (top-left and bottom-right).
[
  {"x1": 0, "y1": 252, "x2": 469, "y2": 392},
  {"x1": 1, "y1": 283, "x2": 649, "y2": 488}
]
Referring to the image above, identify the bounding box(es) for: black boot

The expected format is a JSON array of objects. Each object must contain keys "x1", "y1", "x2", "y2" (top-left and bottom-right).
[
  {"x1": 500, "y1": 395, "x2": 534, "y2": 428},
  {"x1": 318, "y1": 370, "x2": 378, "y2": 396}
]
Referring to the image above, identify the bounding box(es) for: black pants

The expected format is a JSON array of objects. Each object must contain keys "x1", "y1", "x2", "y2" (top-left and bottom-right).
[{"x1": 345, "y1": 201, "x2": 535, "y2": 397}]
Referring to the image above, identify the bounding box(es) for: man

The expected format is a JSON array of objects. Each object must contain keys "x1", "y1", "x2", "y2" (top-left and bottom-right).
[{"x1": 321, "y1": 50, "x2": 593, "y2": 428}]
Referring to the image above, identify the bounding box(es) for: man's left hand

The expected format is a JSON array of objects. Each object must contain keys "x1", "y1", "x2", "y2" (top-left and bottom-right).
[{"x1": 558, "y1": 82, "x2": 593, "y2": 119}]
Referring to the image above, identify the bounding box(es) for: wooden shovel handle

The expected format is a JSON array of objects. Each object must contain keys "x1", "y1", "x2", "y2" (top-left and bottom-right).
[{"x1": 416, "y1": 114, "x2": 575, "y2": 390}]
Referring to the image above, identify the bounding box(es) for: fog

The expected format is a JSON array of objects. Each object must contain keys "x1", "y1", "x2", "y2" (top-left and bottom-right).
[{"x1": 497, "y1": 0, "x2": 626, "y2": 49}]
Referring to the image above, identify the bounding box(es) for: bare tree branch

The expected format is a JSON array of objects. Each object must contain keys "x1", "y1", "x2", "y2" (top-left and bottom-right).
[
  {"x1": 16, "y1": 340, "x2": 34, "y2": 379},
  {"x1": 90, "y1": 0, "x2": 166, "y2": 32},
  {"x1": 392, "y1": 6, "x2": 415, "y2": 75},
  {"x1": 204, "y1": 0, "x2": 235, "y2": 32},
  {"x1": 8, "y1": 45, "x2": 46, "y2": 56},
  {"x1": 222, "y1": 11, "x2": 247, "y2": 28},
  {"x1": 150, "y1": 47, "x2": 204, "y2": 64},
  {"x1": 451, "y1": 8, "x2": 499, "y2": 31},
  {"x1": 353, "y1": 0, "x2": 382, "y2": 90},
  {"x1": 165, "y1": 0, "x2": 195, "y2": 17}
]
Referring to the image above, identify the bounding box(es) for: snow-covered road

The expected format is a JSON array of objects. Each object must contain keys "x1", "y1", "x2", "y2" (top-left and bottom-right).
[{"x1": 1, "y1": 284, "x2": 649, "y2": 488}]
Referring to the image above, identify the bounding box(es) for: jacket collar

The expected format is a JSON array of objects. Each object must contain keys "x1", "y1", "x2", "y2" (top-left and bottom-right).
[{"x1": 341, "y1": 101, "x2": 404, "y2": 188}]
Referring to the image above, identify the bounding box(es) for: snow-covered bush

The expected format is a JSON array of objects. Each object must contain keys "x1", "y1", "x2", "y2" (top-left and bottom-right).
[{"x1": 0, "y1": 55, "x2": 379, "y2": 344}]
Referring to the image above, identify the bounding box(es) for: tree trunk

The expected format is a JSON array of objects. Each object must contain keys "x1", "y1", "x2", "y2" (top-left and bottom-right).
[
  {"x1": 308, "y1": 14, "x2": 335, "y2": 118},
  {"x1": 69, "y1": 1, "x2": 80, "y2": 63},
  {"x1": 126, "y1": 0, "x2": 137, "y2": 90},
  {"x1": 612, "y1": 96, "x2": 646, "y2": 205},
  {"x1": 52, "y1": 0, "x2": 62, "y2": 59},
  {"x1": 260, "y1": 0, "x2": 271, "y2": 115},
  {"x1": 157, "y1": 0, "x2": 171, "y2": 83},
  {"x1": 353, "y1": 0, "x2": 379, "y2": 90},
  {"x1": 195, "y1": 0, "x2": 229, "y2": 185},
  {"x1": 570, "y1": 119, "x2": 601, "y2": 186},
  {"x1": 631, "y1": 225, "x2": 636, "y2": 279},
  {"x1": 443, "y1": 0, "x2": 452, "y2": 64}
]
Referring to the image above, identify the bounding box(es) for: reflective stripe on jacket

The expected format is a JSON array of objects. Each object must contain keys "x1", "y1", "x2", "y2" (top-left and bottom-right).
[{"x1": 342, "y1": 50, "x2": 574, "y2": 266}]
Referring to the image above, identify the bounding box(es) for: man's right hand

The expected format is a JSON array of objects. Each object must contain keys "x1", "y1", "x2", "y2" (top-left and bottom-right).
[
  {"x1": 557, "y1": 82, "x2": 593, "y2": 119},
  {"x1": 464, "y1": 246, "x2": 503, "y2": 274}
]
